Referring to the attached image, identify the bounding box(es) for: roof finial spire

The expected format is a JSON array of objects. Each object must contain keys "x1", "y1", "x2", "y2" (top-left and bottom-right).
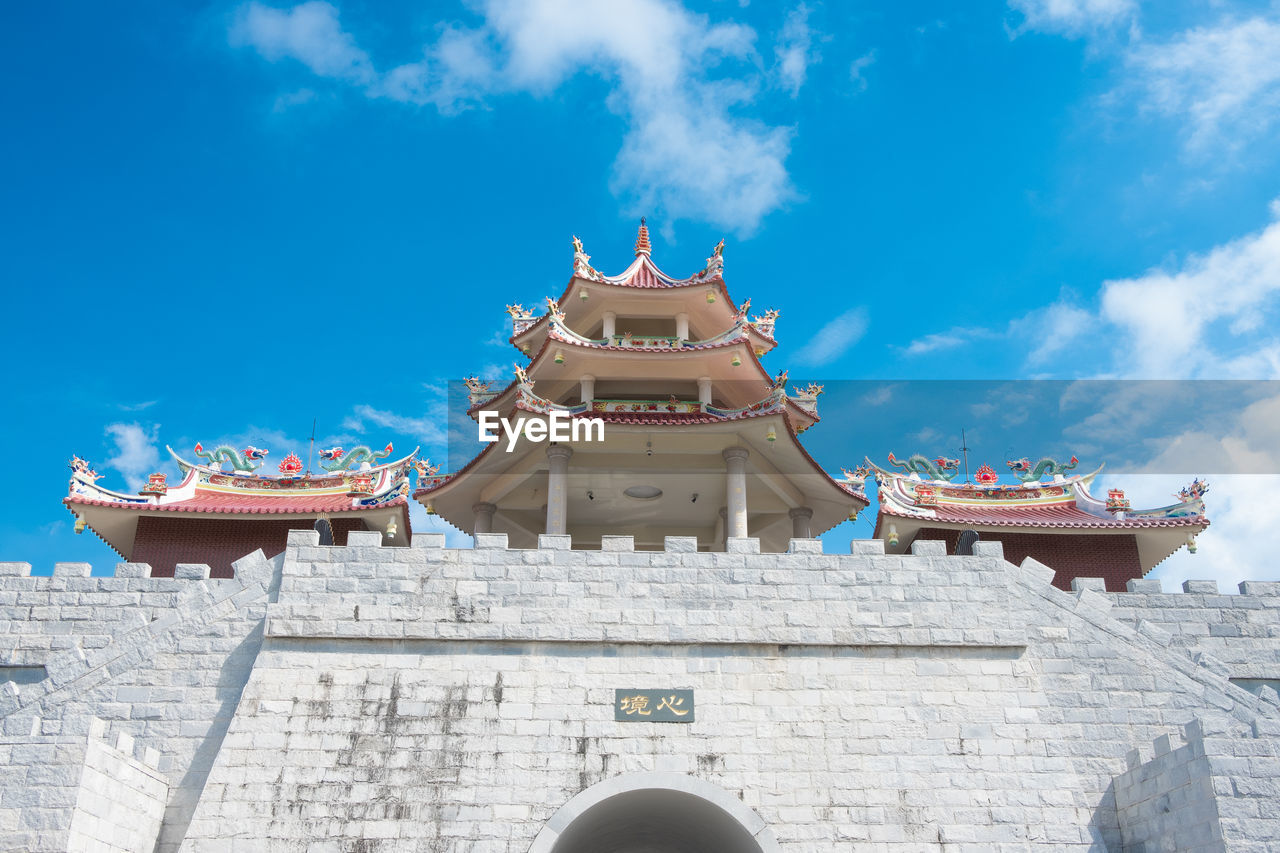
[{"x1": 634, "y1": 217, "x2": 651, "y2": 256}]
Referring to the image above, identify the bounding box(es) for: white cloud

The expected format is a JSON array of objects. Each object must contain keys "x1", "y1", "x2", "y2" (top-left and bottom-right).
[
  {"x1": 902, "y1": 329, "x2": 972, "y2": 357},
  {"x1": 104, "y1": 423, "x2": 162, "y2": 491},
  {"x1": 849, "y1": 50, "x2": 876, "y2": 93},
  {"x1": 792, "y1": 307, "x2": 867, "y2": 366},
  {"x1": 231, "y1": 0, "x2": 799, "y2": 232},
  {"x1": 1125, "y1": 16, "x2": 1280, "y2": 153},
  {"x1": 1099, "y1": 205, "x2": 1280, "y2": 378},
  {"x1": 231, "y1": 1, "x2": 374, "y2": 83},
  {"x1": 775, "y1": 4, "x2": 817, "y2": 97},
  {"x1": 272, "y1": 87, "x2": 318, "y2": 112},
  {"x1": 1011, "y1": 299, "x2": 1093, "y2": 364},
  {"x1": 1094, "y1": 390, "x2": 1280, "y2": 590},
  {"x1": 343, "y1": 404, "x2": 448, "y2": 447},
  {"x1": 1007, "y1": 0, "x2": 1136, "y2": 37}
]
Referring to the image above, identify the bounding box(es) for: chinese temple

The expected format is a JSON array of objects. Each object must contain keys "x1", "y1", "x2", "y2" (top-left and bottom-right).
[
  {"x1": 64, "y1": 443, "x2": 414, "y2": 577},
  {"x1": 864, "y1": 453, "x2": 1210, "y2": 591},
  {"x1": 414, "y1": 221, "x2": 868, "y2": 550}
]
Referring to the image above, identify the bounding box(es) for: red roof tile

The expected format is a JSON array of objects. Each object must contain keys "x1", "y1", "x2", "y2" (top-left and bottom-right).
[
  {"x1": 65, "y1": 492, "x2": 407, "y2": 515},
  {"x1": 882, "y1": 499, "x2": 1205, "y2": 529}
]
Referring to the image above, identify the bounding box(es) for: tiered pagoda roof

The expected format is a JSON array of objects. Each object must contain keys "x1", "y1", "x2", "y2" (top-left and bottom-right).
[{"x1": 417, "y1": 221, "x2": 866, "y2": 551}]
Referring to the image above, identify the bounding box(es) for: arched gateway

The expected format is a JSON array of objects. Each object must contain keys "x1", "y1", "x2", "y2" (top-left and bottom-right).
[{"x1": 528, "y1": 772, "x2": 781, "y2": 853}]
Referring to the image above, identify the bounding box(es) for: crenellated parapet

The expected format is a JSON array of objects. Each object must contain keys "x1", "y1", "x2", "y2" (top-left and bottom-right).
[{"x1": 1114, "y1": 715, "x2": 1280, "y2": 851}]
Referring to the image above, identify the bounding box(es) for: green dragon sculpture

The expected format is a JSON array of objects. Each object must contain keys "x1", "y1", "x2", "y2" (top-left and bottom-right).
[
  {"x1": 193, "y1": 442, "x2": 268, "y2": 472},
  {"x1": 1006, "y1": 455, "x2": 1079, "y2": 483},
  {"x1": 318, "y1": 443, "x2": 393, "y2": 472},
  {"x1": 886, "y1": 452, "x2": 961, "y2": 482}
]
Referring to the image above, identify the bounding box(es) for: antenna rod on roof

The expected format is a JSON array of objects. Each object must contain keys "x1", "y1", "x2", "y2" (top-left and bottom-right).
[
  {"x1": 959, "y1": 428, "x2": 971, "y2": 484},
  {"x1": 307, "y1": 418, "x2": 316, "y2": 477}
]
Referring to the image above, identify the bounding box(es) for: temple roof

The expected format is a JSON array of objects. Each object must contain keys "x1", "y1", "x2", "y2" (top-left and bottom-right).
[
  {"x1": 864, "y1": 455, "x2": 1209, "y2": 571},
  {"x1": 63, "y1": 445, "x2": 417, "y2": 557}
]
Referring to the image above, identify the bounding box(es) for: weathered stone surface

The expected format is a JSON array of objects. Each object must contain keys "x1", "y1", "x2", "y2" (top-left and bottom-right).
[{"x1": 1, "y1": 537, "x2": 1276, "y2": 851}]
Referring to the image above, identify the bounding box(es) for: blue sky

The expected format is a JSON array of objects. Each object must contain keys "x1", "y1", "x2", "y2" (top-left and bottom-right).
[{"x1": 4, "y1": 0, "x2": 1280, "y2": 587}]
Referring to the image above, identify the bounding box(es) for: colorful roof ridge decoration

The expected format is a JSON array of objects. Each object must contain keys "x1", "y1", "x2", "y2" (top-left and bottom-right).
[
  {"x1": 64, "y1": 442, "x2": 419, "y2": 558},
  {"x1": 1007, "y1": 455, "x2": 1079, "y2": 482},
  {"x1": 193, "y1": 443, "x2": 268, "y2": 473},
  {"x1": 868, "y1": 452, "x2": 1210, "y2": 573},
  {"x1": 634, "y1": 217, "x2": 651, "y2": 256},
  {"x1": 974, "y1": 464, "x2": 999, "y2": 485},
  {"x1": 318, "y1": 443, "x2": 393, "y2": 472},
  {"x1": 278, "y1": 452, "x2": 304, "y2": 477}
]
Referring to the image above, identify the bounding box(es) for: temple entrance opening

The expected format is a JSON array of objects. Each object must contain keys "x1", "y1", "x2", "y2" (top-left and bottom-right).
[{"x1": 550, "y1": 787, "x2": 764, "y2": 853}]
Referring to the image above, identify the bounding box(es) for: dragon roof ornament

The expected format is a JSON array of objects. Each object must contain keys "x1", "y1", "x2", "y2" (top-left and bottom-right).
[
  {"x1": 318, "y1": 443, "x2": 394, "y2": 472},
  {"x1": 749, "y1": 308, "x2": 780, "y2": 338},
  {"x1": 464, "y1": 376, "x2": 497, "y2": 407},
  {"x1": 572, "y1": 235, "x2": 604, "y2": 282},
  {"x1": 193, "y1": 443, "x2": 268, "y2": 473},
  {"x1": 1007, "y1": 455, "x2": 1079, "y2": 483},
  {"x1": 882, "y1": 452, "x2": 962, "y2": 483}
]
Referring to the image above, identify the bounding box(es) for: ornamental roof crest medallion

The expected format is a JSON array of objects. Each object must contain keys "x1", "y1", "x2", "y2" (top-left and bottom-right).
[{"x1": 278, "y1": 452, "x2": 304, "y2": 477}]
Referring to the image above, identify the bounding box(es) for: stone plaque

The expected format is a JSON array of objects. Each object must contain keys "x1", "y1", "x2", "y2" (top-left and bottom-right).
[{"x1": 613, "y1": 689, "x2": 694, "y2": 723}]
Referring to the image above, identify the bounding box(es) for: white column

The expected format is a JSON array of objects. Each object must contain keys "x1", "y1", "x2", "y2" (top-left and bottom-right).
[
  {"x1": 789, "y1": 506, "x2": 813, "y2": 539},
  {"x1": 675, "y1": 312, "x2": 689, "y2": 340},
  {"x1": 602, "y1": 311, "x2": 616, "y2": 339},
  {"x1": 545, "y1": 445, "x2": 573, "y2": 536},
  {"x1": 715, "y1": 507, "x2": 727, "y2": 551},
  {"x1": 473, "y1": 502, "x2": 496, "y2": 534},
  {"x1": 580, "y1": 374, "x2": 595, "y2": 404},
  {"x1": 723, "y1": 447, "x2": 749, "y2": 539},
  {"x1": 697, "y1": 376, "x2": 712, "y2": 405}
]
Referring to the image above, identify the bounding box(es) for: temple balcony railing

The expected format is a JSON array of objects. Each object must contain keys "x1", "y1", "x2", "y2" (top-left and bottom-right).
[{"x1": 516, "y1": 387, "x2": 787, "y2": 419}]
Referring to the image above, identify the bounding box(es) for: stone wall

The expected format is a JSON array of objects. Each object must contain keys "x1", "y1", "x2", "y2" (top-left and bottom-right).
[
  {"x1": 912, "y1": 528, "x2": 1143, "y2": 591},
  {"x1": 1115, "y1": 715, "x2": 1280, "y2": 852},
  {"x1": 3, "y1": 533, "x2": 1279, "y2": 851},
  {"x1": 65, "y1": 719, "x2": 170, "y2": 853},
  {"x1": 0, "y1": 551, "x2": 278, "y2": 852}
]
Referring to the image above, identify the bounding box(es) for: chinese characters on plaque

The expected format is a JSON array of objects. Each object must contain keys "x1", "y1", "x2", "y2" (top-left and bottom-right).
[{"x1": 614, "y1": 689, "x2": 694, "y2": 723}]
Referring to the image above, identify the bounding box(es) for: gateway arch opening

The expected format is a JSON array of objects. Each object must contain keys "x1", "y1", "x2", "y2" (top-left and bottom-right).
[{"x1": 550, "y1": 787, "x2": 764, "y2": 853}]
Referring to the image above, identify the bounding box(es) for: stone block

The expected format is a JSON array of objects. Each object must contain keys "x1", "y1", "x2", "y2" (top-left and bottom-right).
[
  {"x1": 787, "y1": 538, "x2": 823, "y2": 554},
  {"x1": 1019, "y1": 557, "x2": 1056, "y2": 586},
  {"x1": 345, "y1": 531, "x2": 384, "y2": 547},
  {"x1": 848, "y1": 539, "x2": 885, "y2": 556},
  {"x1": 663, "y1": 536, "x2": 698, "y2": 553},
  {"x1": 1075, "y1": 587, "x2": 1113, "y2": 616},
  {"x1": 600, "y1": 535, "x2": 634, "y2": 552},
  {"x1": 1253, "y1": 717, "x2": 1280, "y2": 738},
  {"x1": 0, "y1": 562, "x2": 32, "y2": 576},
  {"x1": 1182, "y1": 579, "x2": 1219, "y2": 594},
  {"x1": 174, "y1": 564, "x2": 211, "y2": 581},
  {"x1": 1136, "y1": 620, "x2": 1173, "y2": 646},
  {"x1": 1126, "y1": 578, "x2": 1163, "y2": 593},
  {"x1": 972, "y1": 540, "x2": 1004, "y2": 559},
  {"x1": 909, "y1": 540, "x2": 945, "y2": 556},
  {"x1": 286, "y1": 529, "x2": 321, "y2": 547},
  {"x1": 1239, "y1": 581, "x2": 1280, "y2": 596},
  {"x1": 537, "y1": 534, "x2": 571, "y2": 550},
  {"x1": 725, "y1": 537, "x2": 760, "y2": 554},
  {"x1": 113, "y1": 562, "x2": 151, "y2": 579},
  {"x1": 411, "y1": 533, "x2": 446, "y2": 550},
  {"x1": 52, "y1": 563, "x2": 93, "y2": 578},
  {"x1": 1071, "y1": 577, "x2": 1107, "y2": 592},
  {"x1": 474, "y1": 533, "x2": 509, "y2": 550}
]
